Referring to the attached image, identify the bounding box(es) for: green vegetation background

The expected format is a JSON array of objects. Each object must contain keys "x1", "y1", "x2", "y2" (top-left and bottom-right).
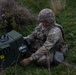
[{"x1": 1, "y1": 0, "x2": 76, "y2": 75}]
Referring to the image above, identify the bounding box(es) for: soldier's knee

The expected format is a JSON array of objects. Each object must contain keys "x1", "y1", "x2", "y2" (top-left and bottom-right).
[
  {"x1": 35, "y1": 55, "x2": 53, "y2": 67},
  {"x1": 36, "y1": 55, "x2": 47, "y2": 66}
]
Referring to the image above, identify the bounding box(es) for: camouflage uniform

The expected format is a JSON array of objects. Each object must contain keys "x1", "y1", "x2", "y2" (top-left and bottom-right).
[{"x1": 25, "y1": 8, "x2": 68, "y2": 66}]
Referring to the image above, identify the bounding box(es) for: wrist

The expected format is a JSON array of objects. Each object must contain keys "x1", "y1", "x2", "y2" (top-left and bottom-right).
[{"x1": 29, "y1": 57, "x2": 33, "y2": 61}]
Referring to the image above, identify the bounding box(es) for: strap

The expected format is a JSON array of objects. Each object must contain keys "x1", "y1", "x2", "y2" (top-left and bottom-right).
[{"x1": 55, "y1": 24, "x2": 66, "y2": 41}]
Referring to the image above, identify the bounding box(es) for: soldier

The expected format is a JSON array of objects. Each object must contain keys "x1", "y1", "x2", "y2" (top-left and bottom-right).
[{"x1": 20, "y1": 8, "x2": 68, "y2": 67}]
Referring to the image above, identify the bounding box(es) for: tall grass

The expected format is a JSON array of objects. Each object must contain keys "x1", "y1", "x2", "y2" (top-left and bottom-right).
[
  {"x1": 50, "y1": 0, "x2": 66, "y2": 14},
  {"x1": 18, "y1": 0, "x2": 50, "y2": 13}
]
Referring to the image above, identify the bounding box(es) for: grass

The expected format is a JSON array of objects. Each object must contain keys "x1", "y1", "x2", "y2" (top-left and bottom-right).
[
  {"x1": 18, "y1": 0, "x2": 50, "y2": 14},
  {"x1": 50, "y1": 0, "x2": 66, "y2": 14},
  {"x1": 0, "y1": 0, "x2": 76, "y2": 75}
]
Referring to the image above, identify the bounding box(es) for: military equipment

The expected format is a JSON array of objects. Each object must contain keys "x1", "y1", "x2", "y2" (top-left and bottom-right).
[
  {"x1": 0, "y1": 13, "x2": 28, "y2": 71},
  {"x1": 0, "y1": 30, "x2": 28, "y2": 70}
]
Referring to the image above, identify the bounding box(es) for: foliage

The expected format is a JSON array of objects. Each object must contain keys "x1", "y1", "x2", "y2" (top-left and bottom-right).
[
  {"x1": 18, "y1": 0, "x2": 50, "y2": 13},
  {"x1": 0, "y1": 0, "x2": 36, "y2": 32},
  {"x1": 50, "y1": 0, "x2": 66, "y2": 14}
]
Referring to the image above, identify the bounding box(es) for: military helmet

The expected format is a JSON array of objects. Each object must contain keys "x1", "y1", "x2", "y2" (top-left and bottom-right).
[{"x1": 38, "y1": 8, "x2": 55, "y2": 23}]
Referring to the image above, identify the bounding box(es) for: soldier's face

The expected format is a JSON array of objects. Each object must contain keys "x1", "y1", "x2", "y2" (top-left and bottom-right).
[{"x1": 40, "y1": 21, "x2": 49, "y2": 27}]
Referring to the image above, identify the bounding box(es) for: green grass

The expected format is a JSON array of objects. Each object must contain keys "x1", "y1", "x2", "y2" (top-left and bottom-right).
[
  {"x1": 18, "y1": 0, "x2": 50, "y2": 14},
  {"x1": 0, "y1": 0, "x2": 76, "y2": 75}
]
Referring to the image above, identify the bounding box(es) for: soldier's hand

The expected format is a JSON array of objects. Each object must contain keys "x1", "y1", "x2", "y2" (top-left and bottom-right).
[
  {"x1": 19, "y1": 57, "x2": 33, "y2": 66},
  {"x1": 23, "y1": 37, "x2": 27, "y2": 40}
]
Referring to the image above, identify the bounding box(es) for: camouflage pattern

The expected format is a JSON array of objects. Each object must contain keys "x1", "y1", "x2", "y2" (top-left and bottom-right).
[
  {"x1": 24, "y1": 8, "x2": 68, "y2": 64},
  {"x1": 38, "y1": 8, "x2": 56, "y2": 23}
]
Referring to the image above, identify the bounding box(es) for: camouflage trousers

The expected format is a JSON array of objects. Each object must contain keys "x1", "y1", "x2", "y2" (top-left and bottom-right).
[
  {"x1": 28, "y1": 49, "x2": 54, "y2": 67},
  {"x1": 35, "y1": 52, "x2": 53, "y2": 67}
]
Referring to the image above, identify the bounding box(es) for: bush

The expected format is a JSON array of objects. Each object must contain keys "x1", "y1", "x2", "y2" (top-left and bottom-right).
[
  {"x1": 50, "y1": 0, "x2": 66, "y2": 14},
  {"x1": 0, "y1": 0, "x2": 36, "y2": 32}
]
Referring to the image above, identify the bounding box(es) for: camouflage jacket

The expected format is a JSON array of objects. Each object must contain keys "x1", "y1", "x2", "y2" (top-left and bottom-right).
[{"x1": 25, "y1": 23, "x2": 68, "y2": 60}]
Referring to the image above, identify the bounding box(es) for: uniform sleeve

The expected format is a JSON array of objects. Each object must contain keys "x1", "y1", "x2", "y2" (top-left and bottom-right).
[
  {"x1": 24, "y1": 24, "x2": 42, "y2": 44},
  {"x1": 31, "y1": 27, "x2": 62, "y2": 60}
]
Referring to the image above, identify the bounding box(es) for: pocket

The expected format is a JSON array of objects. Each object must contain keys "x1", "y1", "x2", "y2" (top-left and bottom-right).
[{"x1": 60, "y1": 44, "x2": 68, "y2": 55}]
